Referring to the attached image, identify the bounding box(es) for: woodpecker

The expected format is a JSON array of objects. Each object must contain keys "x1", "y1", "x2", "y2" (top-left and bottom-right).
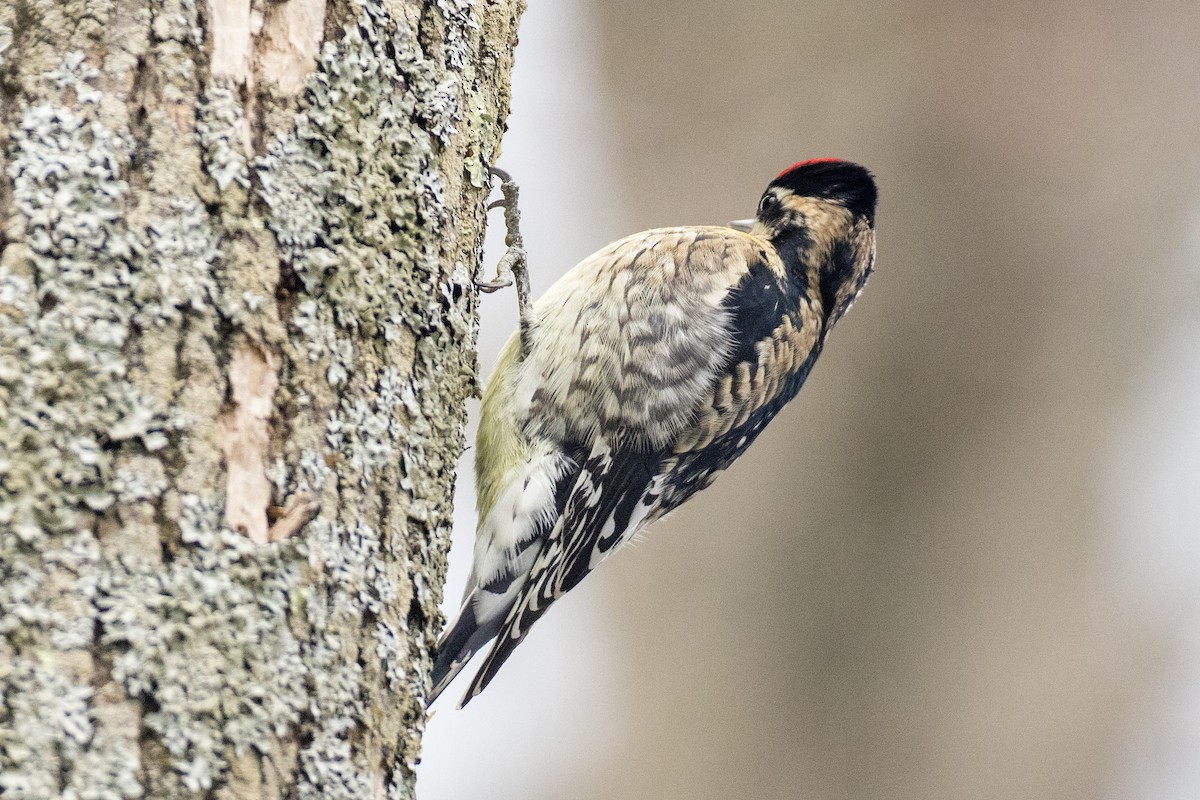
[{"x1": 431, "y1": 159, "x2": 878, "y2": 708}]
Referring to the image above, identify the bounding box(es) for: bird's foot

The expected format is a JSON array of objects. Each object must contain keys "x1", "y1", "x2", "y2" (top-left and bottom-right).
[{"x1": 479, "y1": 165, "x2": 536, "y2": 358}]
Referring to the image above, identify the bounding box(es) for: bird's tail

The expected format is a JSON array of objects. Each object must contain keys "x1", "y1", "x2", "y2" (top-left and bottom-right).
[
  {"x1": 428, "y1": 590, "x2": 511, "y2": 705},
  {"x1": 429, "y1": 600, "x2": 479, "y2": 704}
]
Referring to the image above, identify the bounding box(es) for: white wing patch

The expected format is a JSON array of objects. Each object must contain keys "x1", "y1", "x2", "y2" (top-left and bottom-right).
[{"x1": 467, "y1": 446, "x2": 571, "y2": 602}]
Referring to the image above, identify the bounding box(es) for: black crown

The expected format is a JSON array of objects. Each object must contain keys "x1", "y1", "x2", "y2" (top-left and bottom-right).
[{"x1": 770, "y1": 159, "x2": 877, "y2": 225}]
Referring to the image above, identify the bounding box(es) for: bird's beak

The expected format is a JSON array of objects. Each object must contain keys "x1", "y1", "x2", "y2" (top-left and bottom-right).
[{"x1": 728, "y1": 219, "x2": 754, "y2": 232}]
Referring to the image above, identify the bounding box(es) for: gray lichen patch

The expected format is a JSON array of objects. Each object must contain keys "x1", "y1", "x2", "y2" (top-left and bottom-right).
[
  {"x1": 1, "y1": 47, "x2": 295, "y2": 799},
  {"x1": 197, "y1": 80, "x2": 252, "y2": 192},
  {"x1": 257, "y1": 18, "x2": 449, "y2": 333},
  {"x1": 1, "y1": 60, "x2": 158, "y2": 797},
  {"x1": 132, "y1": 199, "x2": 221, "y2": 330},
  {"x1": 3, "y1": 70, "x2": 155, "y2": 548},
  {"x1": 97, "y1": 496, "x2": 308, "y2": 794}
]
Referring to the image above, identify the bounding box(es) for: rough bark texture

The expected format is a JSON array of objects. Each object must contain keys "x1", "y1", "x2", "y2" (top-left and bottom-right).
[{"x1": 0, "y1": 0, "x2": 522, "y2": 796}]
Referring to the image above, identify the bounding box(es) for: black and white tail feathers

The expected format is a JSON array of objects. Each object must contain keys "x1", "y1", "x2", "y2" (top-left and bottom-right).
[
  {"x1": 450, "y1": 442, "x2": 663, "y2": 706},
  {"x1": 428, "y1": 445, "x2": 587, "y2": 707},
  {"x1": 428, "y1": 596, "x2": 497, "y2": 704}
]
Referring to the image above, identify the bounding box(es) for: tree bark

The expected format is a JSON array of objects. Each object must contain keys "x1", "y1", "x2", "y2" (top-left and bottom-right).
[{"x1": 0, "y1": 0, "x2": 521, "y2": 795}]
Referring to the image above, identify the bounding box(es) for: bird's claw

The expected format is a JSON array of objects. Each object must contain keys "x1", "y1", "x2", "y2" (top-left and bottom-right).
[
  {"x1": 476, "y1": 275, "x2": 513, "y2": 292},
  {"x1": 487, "y1": 165, "x2": 515, "y2": 183}
]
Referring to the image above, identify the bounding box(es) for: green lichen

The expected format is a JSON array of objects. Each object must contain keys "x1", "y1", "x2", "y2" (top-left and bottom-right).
[
  {"x1": 257, "y1": 17, "x2": 447, "y2": 334},
  {"x1": 463, "y1": 84, "x2": 495, "y2": 188}
]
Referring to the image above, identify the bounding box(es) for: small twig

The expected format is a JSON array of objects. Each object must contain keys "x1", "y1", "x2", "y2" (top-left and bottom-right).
[
  {"x1": 479, "y1": 165, "x2": 536, "y2": 359},
  {"x1": 266, "y1": 493, "x2": 320, "y2": 542}
]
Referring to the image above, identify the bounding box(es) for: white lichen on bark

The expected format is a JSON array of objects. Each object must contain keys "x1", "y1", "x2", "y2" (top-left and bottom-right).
[{"x1": 0, "y1": 0, "x2": 523, "y2": 796}]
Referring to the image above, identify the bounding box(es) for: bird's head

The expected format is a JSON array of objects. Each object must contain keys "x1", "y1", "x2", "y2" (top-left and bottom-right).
[{"x1": 732, "y1": 159, "x2": 877, "y2": 327}]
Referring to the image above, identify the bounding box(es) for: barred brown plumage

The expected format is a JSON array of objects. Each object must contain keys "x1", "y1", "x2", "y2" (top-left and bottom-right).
[{"x1": 429, "y1": 159, "x2": 878, "y2": 708}]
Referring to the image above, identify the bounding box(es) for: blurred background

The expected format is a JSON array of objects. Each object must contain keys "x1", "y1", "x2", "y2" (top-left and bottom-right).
[{"x1": 420, "y1": 1, "x2": 1200, "y2": 798}]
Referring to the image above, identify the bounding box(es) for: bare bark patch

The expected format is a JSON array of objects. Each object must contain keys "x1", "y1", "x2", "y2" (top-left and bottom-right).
[
  {"x1": 266, "y1": 492, "x2": 320, "y2": 541},
  {"x1": 209, "y1": 0, "x2": 328, "y2": 96},
  {"x1": 219, "y1": 339, "x2": 279, "y2": 544},
  {"x1": 257, "y1": 0, "x2": 327, "y2": 95},
  {"x1": 209, "y1": 0, "x2": 254, "y2": 84}
]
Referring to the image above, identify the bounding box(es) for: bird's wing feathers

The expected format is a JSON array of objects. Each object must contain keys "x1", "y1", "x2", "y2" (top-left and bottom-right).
[
  {"x1": 662, "y1": 257, "x2": 825, "y2": 509},
  {"x1": 429, "y1": 446, "x2": 583, "y2": 704},
  {"x1": 515, "y1": 227, "x2": 778, "y2": 447},
  {"x1": 453, "y1": 228, "x2": 826, "y2": 706},
  {"x1": 460, "y1": 441, "x2": 664, "y2": 704}
]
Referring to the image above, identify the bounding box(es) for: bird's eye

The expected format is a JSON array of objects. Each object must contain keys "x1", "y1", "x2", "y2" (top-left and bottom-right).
[{"x1": 758, "y1": 193, "x2": 779, "y2": 216}]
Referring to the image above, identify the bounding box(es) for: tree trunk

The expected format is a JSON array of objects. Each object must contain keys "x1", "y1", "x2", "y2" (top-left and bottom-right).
[{"x1": 0, "y1": 0, "x2": 521, "y2": 795}]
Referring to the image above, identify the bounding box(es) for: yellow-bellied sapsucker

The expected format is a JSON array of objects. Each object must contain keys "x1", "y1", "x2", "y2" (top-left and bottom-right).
[{"x1": 431, "y1": 159, "x2": 878, "y2": 707}]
